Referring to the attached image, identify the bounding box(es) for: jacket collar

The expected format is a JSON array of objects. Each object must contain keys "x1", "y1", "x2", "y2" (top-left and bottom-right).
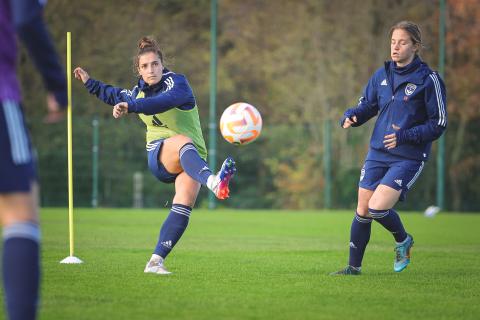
[
  {"x1": 384, "y1": 56, "x2": 430, "y2": 91},
  {"x1": 137, "y1": 68, "x2": 172, "y2": 92}
]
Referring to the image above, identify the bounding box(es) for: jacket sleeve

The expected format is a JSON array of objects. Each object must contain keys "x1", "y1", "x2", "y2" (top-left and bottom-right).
[
  {"x1": 11, "y1": 0, "x2": 67, "y2": 108},
  {"x1": 84, "y1": 78, "x2": 136, "y2": 106},
  {"x1": 127, "y1": 77, "x2": 195, "y2": 115},
  {"x1": 340, "y1": 75, "x2": 379, "y2": 127},
  {"x1": 396, "y1": 73, "x2": 447, "y2": 145}
]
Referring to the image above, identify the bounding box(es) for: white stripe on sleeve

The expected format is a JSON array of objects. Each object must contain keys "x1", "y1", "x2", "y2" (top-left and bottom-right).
[{"x1": 429, "y1": 74, "x2": 446, "y2": 127}]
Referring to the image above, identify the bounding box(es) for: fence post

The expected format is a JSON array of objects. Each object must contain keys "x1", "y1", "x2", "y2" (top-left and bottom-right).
[
  {"x1": 133, "y1": 171, "x2": 143, "y2": 208},
  {"x1": 323, "y1": 119, "x2": 332, "y2": 208},
  {"x1": 436, "y1": 0, "x2": 446, "y2": 209},
  {"x1": 208, "y1": 0, "x2": 218, "y2": 209},
  {"x1": 92, "y1": 116, "x2": 99, "y2": 207}
]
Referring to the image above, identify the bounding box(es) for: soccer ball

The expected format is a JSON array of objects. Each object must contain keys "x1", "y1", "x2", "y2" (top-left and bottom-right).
[{"x1": 220, "y1": 102, "x2": 262, "y2": 145}]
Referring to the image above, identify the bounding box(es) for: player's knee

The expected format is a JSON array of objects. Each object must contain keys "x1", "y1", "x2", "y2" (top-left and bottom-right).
[
  {"x1": 356, "y1": 206, "x2": 369, "y2": 217},
  {"x1": 356, "y1": 199, "x2": 370, "y2": 216},
  {"x1": 367, "y1": 198, "x2": 390, "y2": 211}
]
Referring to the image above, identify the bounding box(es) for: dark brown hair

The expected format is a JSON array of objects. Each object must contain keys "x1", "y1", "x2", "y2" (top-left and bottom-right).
[
  {"x1": 133, "y1": 36, "x2": 164, "y2": 73},
  {"x1": 389, "y1": 21, "x2": 423, "y2": 53}
]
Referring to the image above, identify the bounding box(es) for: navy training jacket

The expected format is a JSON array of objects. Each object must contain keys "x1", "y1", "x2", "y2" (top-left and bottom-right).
[
  {"x1": 84, "y1": 68, "x2": 196, "y2": 114},
  {"x1": 342, "y1": 56, "x2": 447, "y2": 161}
]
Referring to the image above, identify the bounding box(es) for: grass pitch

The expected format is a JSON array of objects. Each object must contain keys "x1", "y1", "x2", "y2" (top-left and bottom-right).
[{"x1": 1, "y1": 209, "x2": 479, "y2": 319}]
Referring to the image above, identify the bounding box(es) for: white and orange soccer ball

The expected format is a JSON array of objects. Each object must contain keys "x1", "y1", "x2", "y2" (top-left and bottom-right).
[{"x1": 219, "y1": 102, "x2": 262, "y2": 145}]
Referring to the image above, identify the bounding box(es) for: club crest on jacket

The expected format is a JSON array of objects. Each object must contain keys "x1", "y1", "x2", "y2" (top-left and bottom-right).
[{"x1": 405, "y1": 83, "x2": 417, "y2": 96}]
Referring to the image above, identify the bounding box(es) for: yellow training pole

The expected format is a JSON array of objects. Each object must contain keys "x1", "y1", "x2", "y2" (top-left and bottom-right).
[
  {"x1": 67, "y1": 31, "x2": 74, "y2": 257},
  {"x1": 61, "y1": 32, "x2": 83, "y2": 264}
]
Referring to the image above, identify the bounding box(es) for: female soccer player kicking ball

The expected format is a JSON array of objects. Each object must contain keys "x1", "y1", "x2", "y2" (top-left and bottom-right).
[
  {"x1": 332, "y1": 21, "x2": 447, "y2": 275},
  {"x1": 74, "y1": 37, "x2": 236, "y2": 275}
]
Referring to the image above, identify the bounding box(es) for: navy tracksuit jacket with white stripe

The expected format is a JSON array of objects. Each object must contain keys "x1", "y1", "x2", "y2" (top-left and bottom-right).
[{"x1": 342, "y1": 56, "x2": 447, "y2": 161}]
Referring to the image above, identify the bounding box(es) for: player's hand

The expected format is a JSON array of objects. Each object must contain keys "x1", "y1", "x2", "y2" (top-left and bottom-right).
[
  {"x1": 43, "y1": 92, "x2": 65, "y2": 124},
  {"x1": 342, "y1": 116, "x2": 357, "y2": 128},
  {"x1": 383, "y1": 133, "x2": 397, "y2": 149},
  {"x1": 113, "y1": 102, "x2": 129, "y2": 118},
  {"x1": 73, "y1": 67, "x2": 90, "y2": 83}
]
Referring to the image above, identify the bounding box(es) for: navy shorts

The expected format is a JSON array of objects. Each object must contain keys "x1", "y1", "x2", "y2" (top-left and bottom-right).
[
  {"x1": 147, "y1": 139, "x2": 179, "y2": 183},
  {"x1": 359, "y1": 158, "x2": 425, "y2": 201},
  {"x1": 0, "y1": 100, "x2": 37, "y2": 193}
]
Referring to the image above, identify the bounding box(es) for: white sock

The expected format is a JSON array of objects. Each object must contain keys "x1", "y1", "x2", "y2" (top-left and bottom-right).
[
  {"x1": 206, "y1": 175, "x2": 215, "y2": 190},
  {"x1": 150, "y1": 254, "x2": 163, "y2": 262}
]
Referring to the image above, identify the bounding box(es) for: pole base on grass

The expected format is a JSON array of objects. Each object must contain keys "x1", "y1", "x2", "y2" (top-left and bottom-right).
[{"x1": 60, "y1": 256, "x2": 83, "y2": 264}]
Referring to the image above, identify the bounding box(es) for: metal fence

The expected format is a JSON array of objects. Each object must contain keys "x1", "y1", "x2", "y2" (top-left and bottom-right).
[{"x1": 30, "y1": 114, "x2": 456, "y2": 212}]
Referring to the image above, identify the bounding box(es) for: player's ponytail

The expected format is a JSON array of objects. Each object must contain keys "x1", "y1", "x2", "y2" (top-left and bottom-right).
[{"x1": 133, "y1": 36, "x2": 164, "y2": 74}]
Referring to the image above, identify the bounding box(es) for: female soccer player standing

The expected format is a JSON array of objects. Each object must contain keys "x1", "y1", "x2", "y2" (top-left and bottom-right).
[
  {"x1": 332, "y1": 21, "x2": 447, "y2": 275},
  {"x1": 74, "y1": 37, "x2": 236, "y2": 275}
]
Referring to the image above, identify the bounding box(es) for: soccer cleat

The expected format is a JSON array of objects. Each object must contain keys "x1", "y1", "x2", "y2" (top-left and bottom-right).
[
  {"x1": 144, "y1": 257, "x2": 171, "y2": 275},
  {"x1": 330, "y1": 265, "x2": 361, "y2": 276},
  {"x1": 394, "y1": 234, "x2": 414, "y2": 272},
  {"x1": 211, "y1": 157, "x2": 236, "y2": 200}
]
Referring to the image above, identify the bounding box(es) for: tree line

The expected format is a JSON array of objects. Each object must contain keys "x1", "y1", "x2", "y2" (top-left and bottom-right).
[{"x1": 18, "y1": 0, "x2": 480, "y2": 211}]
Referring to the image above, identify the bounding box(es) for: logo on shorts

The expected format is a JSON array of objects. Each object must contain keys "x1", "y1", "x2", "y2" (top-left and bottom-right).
[
  {"x1": 360, "y1": 167, "x2": 366, "y2": 181},
  {"x1": 394, "y1": 179, "x2": 403, "y2": 187},
  {"x1": 405, "y1": 83, "x2": 417, "y2": 96}
]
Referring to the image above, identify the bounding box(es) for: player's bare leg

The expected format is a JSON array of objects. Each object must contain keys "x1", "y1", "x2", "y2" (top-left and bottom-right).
[
  {"x1": 173, "y1": 172, "x2": 201, "y2": 207},
  {"x1": 160, "y1": 135, "x2": 236, "y2": 200},
  {"x1": 369, "y1": 184, "x2": 413, "y2": 272},
  {"x1": 357, "y1": 187, "x2": 374, "y2": 217},
  {"x1": 0, "y1": 184, "x2": 39, "y2": 226},
  {"x1": 160, "y1": 135, "x2": 191, "y2": 174},
  {"x1": 145, "y1": 173, "x2": 200, "y2": 275},
  {"x1": 368, "y1": 184, "x2": 401, "y2": 210},
  {"x1": 1, "y1": 183, "x2": 41, "y2": 319}
]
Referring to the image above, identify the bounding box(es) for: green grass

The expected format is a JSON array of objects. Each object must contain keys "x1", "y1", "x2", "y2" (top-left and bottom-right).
[{"x1": 2, "y1": 209, "x2": 480, "y2": 320}]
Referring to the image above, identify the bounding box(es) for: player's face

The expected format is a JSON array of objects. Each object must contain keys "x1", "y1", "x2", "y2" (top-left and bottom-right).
[
  {"x1": 390, "y1": 29, "x2": 418, "y2": 67},
  {"x1": 138, "y1": 52, "x2": 163, "y2": 85}
]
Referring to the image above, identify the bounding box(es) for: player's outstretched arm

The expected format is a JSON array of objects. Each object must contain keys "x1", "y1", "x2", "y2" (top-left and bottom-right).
[
  {"x1": 127, "y1": 75, "x2": 194, "y2": 115},
  {"x1": 74, "y1": 66, "x2": 135, "y2": 106}
]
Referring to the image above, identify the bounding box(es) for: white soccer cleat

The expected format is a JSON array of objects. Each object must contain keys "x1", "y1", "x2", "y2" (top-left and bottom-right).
[{"x1": 144, "y1": 257, "x2": 171, "y2": 275}]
